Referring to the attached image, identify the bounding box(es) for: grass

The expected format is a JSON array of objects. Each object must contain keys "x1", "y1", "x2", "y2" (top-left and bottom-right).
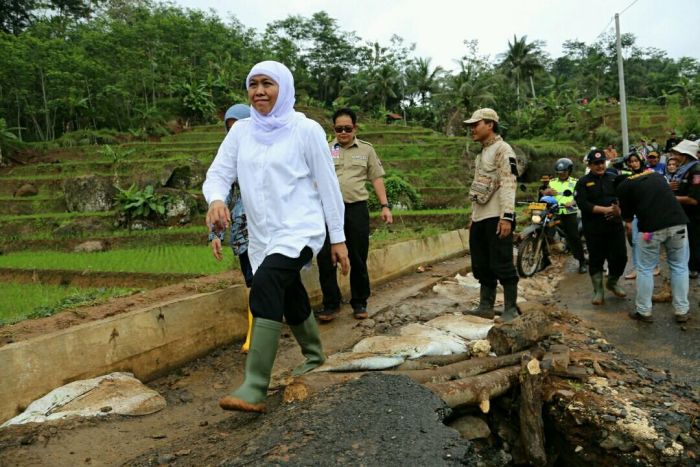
[
  {"x1": 0, "y1": 245, "x2": 239, "y2": 275},
  {"x1": 0, "y1": 211, "x2": 115, "y2": 222},
  {"x1": 368, "y1": 224, "x2": 451, "y2": 250},
  {"x1": 0, "y1": 283, "x2": 137, "y2": 325}
]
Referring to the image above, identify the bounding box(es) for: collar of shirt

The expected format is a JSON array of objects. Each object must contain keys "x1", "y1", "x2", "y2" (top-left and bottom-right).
[
  {"x1": 331, "y1": 137, "x2": 359, "y2": 149},
  {"x1": 481, "y1": 134, "x2": 502, "y2": 148}
]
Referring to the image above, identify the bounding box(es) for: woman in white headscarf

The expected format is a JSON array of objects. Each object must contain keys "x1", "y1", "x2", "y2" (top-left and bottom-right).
[{"x1": 203, "y1": 61, "x2": 349, "y2": 413}]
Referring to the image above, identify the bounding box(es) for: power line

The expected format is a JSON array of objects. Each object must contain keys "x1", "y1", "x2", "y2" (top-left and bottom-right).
[
  {"x1": 596, "y1": 0, "x2": 640, "y2": 40},
  {"x1": 619, "y1": 0, "x2": 640, "y2": 15}
]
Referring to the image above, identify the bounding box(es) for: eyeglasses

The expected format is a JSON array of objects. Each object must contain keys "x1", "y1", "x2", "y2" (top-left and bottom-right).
[{"x1": 334, "y1": 126, "x2": 354, "y2": 133}]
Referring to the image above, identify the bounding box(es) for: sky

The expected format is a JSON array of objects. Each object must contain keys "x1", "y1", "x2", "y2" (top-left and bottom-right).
[{"x1": 172, "y1": 0, "x2": 700, "y2": 70}]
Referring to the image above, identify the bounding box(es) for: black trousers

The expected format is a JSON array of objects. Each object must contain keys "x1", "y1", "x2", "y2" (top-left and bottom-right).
[
  {"x1": 469, "y1": 217, "x2": 519, "y2": 288},
  {"x1": 248, "y1": 247, "x2": 313, "y2": 325},
  {"x1": 317, "y1": 201, "x2": 370, "y2": 310},
  {"x1": 583, "y1": 226, "x2": 627, "y2": 277},
  {"x1": 688, "y1": 220, "x2": 700, "y2": 272},
  {"x1": 559, "y1": 213, "x2": 585, "y2": 262},
  {"x1": 238, "y1": 250, "x2": 254, "y2": 288}
]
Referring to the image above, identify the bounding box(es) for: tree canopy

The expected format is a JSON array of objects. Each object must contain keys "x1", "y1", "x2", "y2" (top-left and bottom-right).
[{"x1": 1, "y1": 0, "x2": 699, "y2": 145}]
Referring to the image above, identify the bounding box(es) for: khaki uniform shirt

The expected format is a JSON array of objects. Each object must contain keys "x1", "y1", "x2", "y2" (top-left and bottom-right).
[
  {"x1": 330, "y1": 137, "x2": 385, "y2": 203},
  {"x1": 470, "y1": 135, "x2": 517, "y2": 222}
]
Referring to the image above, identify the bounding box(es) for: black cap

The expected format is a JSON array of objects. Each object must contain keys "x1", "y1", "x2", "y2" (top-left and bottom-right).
[{"x1": 585, "y1": 148, "x2": 606, "y2": 163}]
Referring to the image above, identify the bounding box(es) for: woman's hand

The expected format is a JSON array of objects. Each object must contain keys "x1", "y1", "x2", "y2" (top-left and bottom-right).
[
  {"x1": 211, "y1": 238, "x2": 223, "y2": 261},
  {"x1": 206, "y1": 200, "x2": 230, "y2": 231}
]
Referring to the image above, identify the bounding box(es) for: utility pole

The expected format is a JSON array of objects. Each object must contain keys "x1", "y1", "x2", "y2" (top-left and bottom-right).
[{"x1": 615, "y1": 13, "x2": 629, "y2": 157}]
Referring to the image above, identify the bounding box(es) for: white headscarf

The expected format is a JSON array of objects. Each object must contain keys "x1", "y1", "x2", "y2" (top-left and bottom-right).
[{"x1": 246, "y1": 61, "x2": 297, "y2": 145}]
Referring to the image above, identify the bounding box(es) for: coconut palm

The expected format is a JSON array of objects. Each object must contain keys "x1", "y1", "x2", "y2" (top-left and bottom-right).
[
  {"x1": 405, "y1": 57, "x2": 443, "y2": 105},
  {"x1": 501, "y1": 35, "x2": 544, "y2": 102}
]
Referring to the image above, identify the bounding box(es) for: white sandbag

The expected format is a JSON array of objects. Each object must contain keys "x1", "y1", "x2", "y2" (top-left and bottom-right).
[
  {"x1": 425, "y1": 314, "x2": 494, "y2": 340},
  {"x1": 399, "y1": 323, "x2": 468, "y2": 355},
  {"x1": 352, "y1": 335, "x2": 454, "y2": 359},
  {"x1": 454, "y1": 273, "x2": 481, "y2": 290},
  {"x1": 2, "y1": 372, "x2": 166, "y2": 427},
  {"x1": 313, "y1": 352, "x2": 405, "y2": 372}
]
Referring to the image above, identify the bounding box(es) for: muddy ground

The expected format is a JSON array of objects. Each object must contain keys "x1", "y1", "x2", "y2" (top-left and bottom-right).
[{"x1": 0, "y1": 254, "x2": 698, "y2": 466}]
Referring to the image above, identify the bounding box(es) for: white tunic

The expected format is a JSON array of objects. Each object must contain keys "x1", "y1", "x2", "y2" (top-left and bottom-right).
[{"x1": 203, "y1": 114, "x2": 346, "y2": 272}]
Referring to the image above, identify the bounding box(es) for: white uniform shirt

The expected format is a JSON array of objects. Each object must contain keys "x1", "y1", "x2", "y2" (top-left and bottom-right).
[{"x1": 203, "y1": 115, "x2": 346, "y2": 272}]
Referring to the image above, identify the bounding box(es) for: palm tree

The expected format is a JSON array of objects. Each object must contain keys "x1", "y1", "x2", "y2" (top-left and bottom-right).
[
  {"x1": 501, "y1": 35, "x2": 543, "y2": 102},
  {"x1": 448, "y1": 59, "x2": 496, "y2": 110},
  {"x1": 405, "y1": 57, "x2": 443, "y2": 105},
  {"x1": 368, "y1": 64, "x2": 402, "y2": 109}
]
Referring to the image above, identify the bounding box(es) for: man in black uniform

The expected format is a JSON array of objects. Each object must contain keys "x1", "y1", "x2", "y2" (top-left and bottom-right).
[
  {"x1": 615, "y1": 171, "x2": 690, "y2": 323},
  {"x1": 668, "y1": 140, "x2": 700, "y2": 279},
  {"x1": 574, "y1": 149, "x2": 627, "y2": 305},
  {"x1": 665, "y1": 131, "x2": 681, "y2": 153}
]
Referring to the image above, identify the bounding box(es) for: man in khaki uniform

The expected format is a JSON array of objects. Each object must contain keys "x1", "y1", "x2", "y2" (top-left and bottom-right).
[
  {"x1": 464, "y1": 108, "x2": 520, "y2": 321},
  {"x1": 317, "y1": 108, "x2": 393, "y2": 321}
]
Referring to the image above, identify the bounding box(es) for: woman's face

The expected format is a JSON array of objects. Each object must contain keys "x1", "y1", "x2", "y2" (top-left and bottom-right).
[
  {"x1": 627, "y1": 156, "x2": 641, "y2": 171},
  {"x1": 667, "y1": 159, "x2": 678, "y2": 173},
  {"x1": 247, "y1": 74, "x2": 279, "y2": 115}
]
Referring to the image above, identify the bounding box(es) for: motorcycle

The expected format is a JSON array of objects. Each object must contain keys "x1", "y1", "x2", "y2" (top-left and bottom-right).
[{"x1": 516, "y1": 190, "x2": 584, "y2": 277}]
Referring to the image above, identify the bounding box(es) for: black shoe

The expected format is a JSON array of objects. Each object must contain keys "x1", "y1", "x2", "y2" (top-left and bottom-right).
[
  {"x1": 675, "y1": 313, "x2": 689, "y2": 323},
  {"x1": 578, "y1": 261, "x2": 588, "y2": 274},
  {"x1": 352, "y1": 306, "x2": 368, "y2": 320},
  {"x1": 629, "y1": 311, "x2": 654, "y2": 323},
  {"x1": 317, "y1": 307, "x2": 339, "y2": 323}
]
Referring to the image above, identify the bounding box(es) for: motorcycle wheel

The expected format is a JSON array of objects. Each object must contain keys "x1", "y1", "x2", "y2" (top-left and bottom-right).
[{"x1": 517, "y1": 235, "x2": 543, "y2": 277}]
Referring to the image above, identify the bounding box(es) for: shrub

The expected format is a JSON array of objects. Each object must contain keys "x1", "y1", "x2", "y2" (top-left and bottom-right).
[
  {"x1": 368, "y1": 174, "x2": 423, "y2": 210},
  {"x1": 114, "y1": 184, "x2": 170, "y2": 230}
]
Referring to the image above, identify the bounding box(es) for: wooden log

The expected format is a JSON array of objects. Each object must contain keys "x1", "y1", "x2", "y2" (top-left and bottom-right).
[
  {"x1": 389, "y1": 352, "x2": 530, "y2": 384},
  {"x1": 284, "y1": 351, "x2": 537, "y2": 403},
  {"x1": 423, "y1": 365, "x2": 520, "y2": 412},
  {"x1": 519, "y1": 355, "x2": 546, "y2": 467},
  {"x1": 395, "y1": 352, "x2": 470, "y2": 370},
  {"x1": 487, "y1": 308, "x2": 552, "y2": 355}
]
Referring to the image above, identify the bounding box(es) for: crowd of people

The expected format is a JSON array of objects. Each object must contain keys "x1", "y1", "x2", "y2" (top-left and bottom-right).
[
  {"x1": 201, "y1": 60, "x2": 697, "y2": 414},
  {"x1": 541, "y1": 138, "x2": 699, "y2": 322}
]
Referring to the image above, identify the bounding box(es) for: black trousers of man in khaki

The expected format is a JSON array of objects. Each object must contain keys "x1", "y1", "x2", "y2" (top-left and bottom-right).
[{"x1": 317, "y1": 201, "x2": 371, "y2": 313}]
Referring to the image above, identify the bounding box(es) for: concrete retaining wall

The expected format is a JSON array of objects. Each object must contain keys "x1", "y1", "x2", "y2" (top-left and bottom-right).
[{"x1": 0, "y1": 229, "x2": 468, "y2": 422}]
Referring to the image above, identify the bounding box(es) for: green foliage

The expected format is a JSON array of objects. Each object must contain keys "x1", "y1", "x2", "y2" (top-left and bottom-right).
[
  {"x1": 0, "y1": 283, "x2": 135, "y2": 325},
  {"x1": 98, "y1": 144, "x2": 135, "y2": 164},
  {"x1": 0, "y1": 246, "x2": 237, "y2": 275},
  {"x1": 114, "y1": 184, "x2": 169, "y2": 228},
  {"x1": 368, "y1": 174, "x2": 423, "y2": 210}
]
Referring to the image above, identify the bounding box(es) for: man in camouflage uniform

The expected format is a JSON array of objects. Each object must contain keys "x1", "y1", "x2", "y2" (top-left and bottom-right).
[
  {"x1": 464, "y1": 108, "x2": 520, "y2": 321},
  {"x1": 317, "y1": 108, "x2": 393, "y2": 322}
]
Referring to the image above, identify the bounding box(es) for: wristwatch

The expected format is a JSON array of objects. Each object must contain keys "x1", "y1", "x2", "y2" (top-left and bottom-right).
[{"x1": 380, "y1": 203, "x2": 392, "y2": 209}]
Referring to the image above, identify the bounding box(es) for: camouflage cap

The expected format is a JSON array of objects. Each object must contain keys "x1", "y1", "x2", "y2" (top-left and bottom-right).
[{"x1": 464, "y1": 108, "x2": 499, "y2": 124}]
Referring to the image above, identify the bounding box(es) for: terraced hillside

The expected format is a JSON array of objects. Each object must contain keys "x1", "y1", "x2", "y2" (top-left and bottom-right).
[{"x1": 0, "y1": 110, "x2": 473, "y2": 324}]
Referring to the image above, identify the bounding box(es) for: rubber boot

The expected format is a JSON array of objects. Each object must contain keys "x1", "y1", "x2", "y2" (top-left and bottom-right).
[
  {"x1": 500, "y1": 282, "x2": 519, "y2": 322},
  {"x1": 289, "y1": 313, "x2": 326, "y2": 376},
  {"x1": 219, "y1": 318, "x2": 282, "y2": 413},
  {"x1": 591, "y1": 272, "x2": 604, "y2": 305},
  {"x1": 240, "y1": 307, "x2": 253, "y2": 354},
  {"x1": 606, "y1": 276, "x2": 627, "y2": 298},
  {"x1": 465, "y1": 285, "x2": 496, "y2": 318}
]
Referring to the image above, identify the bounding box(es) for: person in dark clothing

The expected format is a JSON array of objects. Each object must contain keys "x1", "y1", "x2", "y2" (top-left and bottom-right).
[
  {"x1": 668, "y1": 140, "x2": 700, "y2": 279},
  {"x1": 665, "y1": 131, "x2": 681, "y2": 153},
  {"x1": 574, "y1": 149, "x2": 628, "y2": 305},
  {"x1": 615, "y1": 171, "x2": 690, "y2": 323}
]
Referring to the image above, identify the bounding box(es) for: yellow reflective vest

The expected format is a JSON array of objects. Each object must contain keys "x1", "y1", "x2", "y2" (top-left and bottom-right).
[{"x1": 549, "y1": 177, "x2": 578, "y2": 214}]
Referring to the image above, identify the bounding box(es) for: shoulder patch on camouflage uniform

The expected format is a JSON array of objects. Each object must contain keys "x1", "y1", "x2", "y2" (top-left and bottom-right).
[{"x1": 508, "y1": 156, "x2": 518, "y2": 176}]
